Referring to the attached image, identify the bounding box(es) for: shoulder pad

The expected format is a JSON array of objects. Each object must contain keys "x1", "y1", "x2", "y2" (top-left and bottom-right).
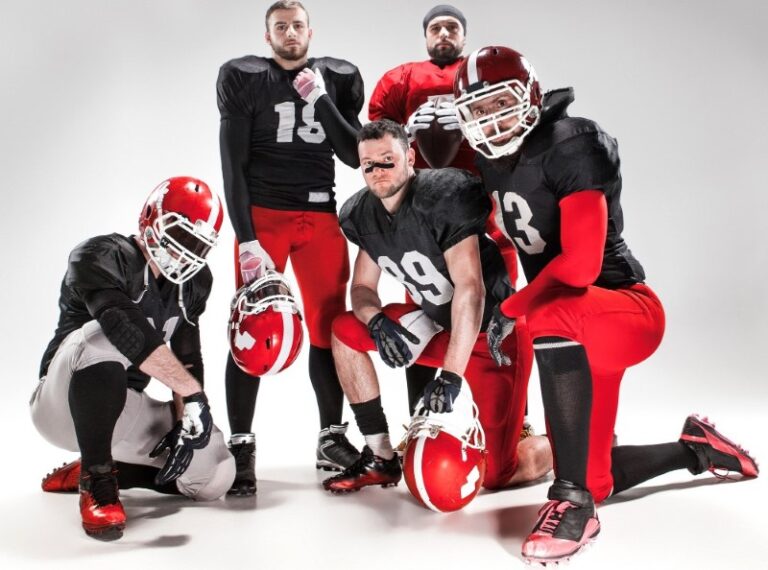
[
  {"x1": 220, "y1": 55, "x2": 271, "y2": 76},
  {"x1": 524, "y1": 115, "x2": 604, "y2": 159},
  {"x1": 66, "y1": 234, "x2": 143, "y2": 292},
  {"x1": 314, "y1": 57, "x2": 359, "y2": 76},
  {"x1": 411, "y1": 168, "x2": 482, "y2": 213},
  {"x1": 339, "y1": 187, "x2": 369, "y2": 224}
]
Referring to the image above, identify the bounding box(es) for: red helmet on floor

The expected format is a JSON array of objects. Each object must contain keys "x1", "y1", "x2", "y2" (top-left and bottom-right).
[
  {"x1": 403, "y1": 384, "x2": 487, "y2": 512},
  {"x1": 228, "y1": 271, "x2": 304, "y2": 377}
]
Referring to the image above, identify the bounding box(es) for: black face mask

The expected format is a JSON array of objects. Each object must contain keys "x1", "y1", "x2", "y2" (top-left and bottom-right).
[{"x1": 364, "y1": 161, "x2": 396, "y2": 174}]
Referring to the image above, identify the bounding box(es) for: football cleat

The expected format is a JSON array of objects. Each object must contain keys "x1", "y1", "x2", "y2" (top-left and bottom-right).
[
  {"x1": 227, "y1": 434, "x2": 257, "y2": 496},
  {"x1": 679, "y1": 414, "x2": 759, "y2": 479},
  {"x1": 79, "y1": 463, "x2": 126, "y2": 541},
  {"x1": 316, "y1": 423, "x2": 361, "y2": 471},
  {"x1": 521, "y1": 479, "x2": 600, "y2": 564},
  {"x1": 42, "y1": 459, "x2": 81, "y2": 493},
  {"x1": 322, "y1": 446, "x2": 402, "y2": 494}
]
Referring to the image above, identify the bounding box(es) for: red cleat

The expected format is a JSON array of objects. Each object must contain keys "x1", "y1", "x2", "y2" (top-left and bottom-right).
[
  {"x1": 41, "y1": 459, "x2": 81, "y2": 493},
  {"x1": 522, "y1": 480, "x2": 600, "y2": 564},
  {"x1": 323, "y1": 446, "x2": 401, "y2": 494},
  {"x1": 679, "y1": 414, "x2": 759, "y2": 479},
  {"x1": 79, "y1": 463, "x2": 126, "y2": 541}
]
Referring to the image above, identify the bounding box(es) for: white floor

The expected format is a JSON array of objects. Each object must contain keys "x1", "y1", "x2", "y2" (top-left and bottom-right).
[{"x1": 3, "y1": 375, "x2": 765, "y2": 570}]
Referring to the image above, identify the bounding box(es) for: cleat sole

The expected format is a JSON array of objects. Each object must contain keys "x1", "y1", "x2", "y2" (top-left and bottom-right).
[{"x1": 83, "y1": 523, "x2": 125, "y2": 541}]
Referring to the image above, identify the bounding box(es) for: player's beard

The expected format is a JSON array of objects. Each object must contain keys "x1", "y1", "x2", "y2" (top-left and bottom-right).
[
  {"x1": 428, "y1": 42, "x2": 462, "y2": 66},
  {"x1": 370, "y1": 168, "x2": 411, "y2": 200},
  {"x1": 272, "y1": 40, "x2": 309, "y2": 62}
]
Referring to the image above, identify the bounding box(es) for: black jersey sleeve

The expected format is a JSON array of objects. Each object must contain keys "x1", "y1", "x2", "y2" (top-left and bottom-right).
[
  {"x1": 413, "y1": 169, "x2": 491, "y2": 252},
  {"x1": 65, "y1": 237, "x2": 130, "y2": 293},
  {"x1": 338, "y1": 189, "x2": 367, "y2": 247},
  {"x1": 217, "y1": 63, "x2": 257, "y2": 243},
  {"x1": 170, "y1": 320, "x2": 204, "y2": 387},
  {"x1": 543, "y1": 128, "x2": 620, "y2": 201}
]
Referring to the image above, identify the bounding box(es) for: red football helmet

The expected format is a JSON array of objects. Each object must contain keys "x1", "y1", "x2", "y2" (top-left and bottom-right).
[
  {"x1": 229, "y1": 271, "x2": 304, "y2": 377},
  {"x1": 139, "y1": 177, "x2": 223, "y2": 284},
  {"x1": 403, "y1": 383, "x2": 487, "y2": 512},
  {"x1": 454, "y1": 46, "x2": 542, "y2": 158}
]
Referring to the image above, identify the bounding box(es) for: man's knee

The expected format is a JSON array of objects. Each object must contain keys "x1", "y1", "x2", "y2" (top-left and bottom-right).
[
  {"x1": 331, "y1": 311, "x2": 368, "y2": 351},
  {"x1": 176, "y1": 431, "x2": 236, "y2": 501}
]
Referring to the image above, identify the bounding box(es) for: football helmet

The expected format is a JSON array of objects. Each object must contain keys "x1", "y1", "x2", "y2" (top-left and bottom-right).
[
  {"x1": 454, "y1": 46, "x2": 542, "y2": 159},
  {"x1": 402, "y1": 383, "x2": 487, "y2": 512},
  {"x1": 228, "y1": 271, "x2": 304, "y2": 377},
  {"x1": 138, "y1": 177, "x2": 223, "y2": 284}
]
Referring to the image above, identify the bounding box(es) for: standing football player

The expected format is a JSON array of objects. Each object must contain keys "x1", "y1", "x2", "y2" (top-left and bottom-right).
[
  {"x1": 453, "y1": 46, "x2": 759, "y2": 563},
  {"x1": 33, "y1": 177, "x2": 235, "y2": 541},
  {"x1": 368, "y1": 5, "x2": 537, "y2": 448},
  {"x1": 322, "y1": 120, "x2": 551, "y2": 494},
  {"x1": 217, "y1": 0, "x2": 364, "y2": 496}
]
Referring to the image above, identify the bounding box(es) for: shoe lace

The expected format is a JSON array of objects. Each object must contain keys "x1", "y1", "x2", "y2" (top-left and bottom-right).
[
  {"x1": 90, "y1": 474, "x2": 119, "y2": 507},
  {"x1": 536, "y1": 501, "x2": 571, "y2": 535},
  {"x1": 329, "y1": 433, "x2": 359, "y2": 456}
]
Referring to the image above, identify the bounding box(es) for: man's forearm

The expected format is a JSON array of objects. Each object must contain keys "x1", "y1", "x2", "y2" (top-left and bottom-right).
[
  {"x1": 351, "y1": 284, "x2": 383, "y2": 326},
  {"x1": 443, "y1": 283, "x2": 484, "y2": 375},
  {"x1": 139, "y1": 345, "x2": 203, "y2": 397}
]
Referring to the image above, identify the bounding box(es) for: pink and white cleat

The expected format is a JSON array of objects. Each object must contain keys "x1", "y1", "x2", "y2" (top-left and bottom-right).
[
  {"x1": 679, "y1": 414, "x2": 759, "y2": 479},
  {"x1": 522, "y1": 480, "x2": 600, "y2": 565}
]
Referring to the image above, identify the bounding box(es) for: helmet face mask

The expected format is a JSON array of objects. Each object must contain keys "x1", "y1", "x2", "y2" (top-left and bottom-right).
[{"x1": 454, "y1": 46, "x2": 542, "y2": 159}]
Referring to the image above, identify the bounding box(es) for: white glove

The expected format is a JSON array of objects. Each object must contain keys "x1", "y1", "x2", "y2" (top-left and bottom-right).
[
  {"x1": 238, "y1": 239, "x2": 275, "y2": 285},
  {"x1": 434, "y1": 100, "x2": 461, "y2": 131},
  {"x1": 405, "y1": 100, "x2": 437, "y2": 143},
  {"x1": 292, "y1": 67, "x2": 326, "y2": 105}
]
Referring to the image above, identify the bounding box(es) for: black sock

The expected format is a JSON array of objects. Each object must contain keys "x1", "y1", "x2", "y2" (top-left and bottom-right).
[
  {"x1": 611, "y1": 442, "x2": 699, "y2": 495},
  {"x1": 225, "y1": 353, "x2": 260, "y2": 434},
  {"x1": 350, "y1": 396, "x2": 389, "y2": 436},
  {"x1": 405, "y1": 364, "x2": 436, "y2": 415},
  {"x1": 535, "y1": 336, "x2": 593, "y2": 489},
  {"x1": 114, "y1": 461, "x2": 182, "y2": 495},
  {"x1": 308, "y1": 346, "x2": 344, "y2": 428},
  {"x1": 68, "y1": 362, "x2": 127, "y2": 471}
]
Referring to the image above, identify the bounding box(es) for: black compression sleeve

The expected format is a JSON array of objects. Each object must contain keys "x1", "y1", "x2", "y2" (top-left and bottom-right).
[
  {"x1": 314, "y1": 94, "x2": 361, "y2": 168},
  {"x1": 220, "y1": 116, "x2": 256, "y2": 243},
  {"x1": 84, "y1": 289, "x2": 165, "y2": 366},
  {"x1": 170, "y1": 319, "x2": 204, "y2": 387}
]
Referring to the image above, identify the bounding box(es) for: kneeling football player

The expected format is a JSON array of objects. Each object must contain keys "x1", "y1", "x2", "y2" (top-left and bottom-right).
[
  {"x1": 323, "y1": 120, "x2": 552, "y2": 495},
  {"x1": 32, "y1": 177, "x2": 235, "y2": 540}
]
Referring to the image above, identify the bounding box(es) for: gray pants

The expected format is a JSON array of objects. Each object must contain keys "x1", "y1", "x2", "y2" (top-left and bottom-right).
[{"x1": 30, "y1": 320, "x2": 235, "y2": 500}]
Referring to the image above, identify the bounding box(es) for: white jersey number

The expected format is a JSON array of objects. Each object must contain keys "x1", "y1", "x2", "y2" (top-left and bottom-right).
[
  {"x1": 274, "y1": 101, "x2": 326, "y2": 144},
  {"x1": 377, "y1": 252, "x2": 454, "y2": 306},
  {"x1": 491, "y1": 190, "x2": 546, "y2": 255}
]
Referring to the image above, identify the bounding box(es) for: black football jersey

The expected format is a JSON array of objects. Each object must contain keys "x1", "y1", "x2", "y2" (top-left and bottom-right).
[
  {"x1": 217, "y1": 56, "x2": 364, "y2": 212},
  {"x1": 476, "y1": 88, "x2": 645, "y2": 288},
  {"x1": 340, "y1": 169, "x2": 512, "y2": 331},
  {"x1": 39, "y1": 234, "x2": 212, "y2": 391}
]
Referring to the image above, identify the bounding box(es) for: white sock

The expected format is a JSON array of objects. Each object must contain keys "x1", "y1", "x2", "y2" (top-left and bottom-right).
[{"x1": 364, "y1": 433, "x2": 394, "y2": 460}]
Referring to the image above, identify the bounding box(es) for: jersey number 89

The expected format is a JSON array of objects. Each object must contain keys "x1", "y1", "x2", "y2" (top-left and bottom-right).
[{"x1": 377, "y1": 252, "x2": 454, "y2": 306}]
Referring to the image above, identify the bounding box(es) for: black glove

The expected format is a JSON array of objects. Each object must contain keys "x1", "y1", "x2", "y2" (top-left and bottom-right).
[
  {"x1": 423, "y1": 370, "x2": 463, "y2": 413},
  {"x1": 487, "y1": 304, "x2": 516, "y2": 367},
  {"x1": 150, "y1": 391, "x2": 213, "y2": 485},
  {"x1": 367, "y1": 312, "x2": 420, "y2": 368}
]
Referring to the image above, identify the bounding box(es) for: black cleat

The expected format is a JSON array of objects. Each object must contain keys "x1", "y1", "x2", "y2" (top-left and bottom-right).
[
  {"x1": 323, "y1": 446, "x2": 401, "y2": 494},
  {"x1": 679, "y1": 414, "x2": 759, "y2": 478},
  {"x1": 227, "y1": 434, "x2": 257, "y2": 496},
  {"x1": 316, "y1": 423, "x2": 361, "y2": 471}
]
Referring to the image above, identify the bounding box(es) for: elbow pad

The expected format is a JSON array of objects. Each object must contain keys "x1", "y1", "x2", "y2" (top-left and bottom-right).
[{"x1": 98, "y1": 307, "x2": 165, "y2": 365}]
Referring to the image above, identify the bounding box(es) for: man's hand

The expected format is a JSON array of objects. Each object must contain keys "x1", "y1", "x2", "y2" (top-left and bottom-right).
[
  {"x1": 367, "y1": 312, "x2": 420, "y2": 368},
  {"x1": 487, "y1": 304, "x2": 516, "y2": 366},
  {"x1": 292, "y1": 67, "x2": 326, "y2": 105},
  {"x1": 434, "y1": 100, "x2": 461, "y2": 131},
  {"x1": 405, "y1": 100, "x2": 436, "y2": 143},
  {"x1": 239, "y1": 240, "x2": 275, "y2": 285},
  {"x1": 150, "y1": 392, "x2": 213, "y2": 485},
  {"x1": 423, "y1": 370, "x2": 462, "y2": 413}
]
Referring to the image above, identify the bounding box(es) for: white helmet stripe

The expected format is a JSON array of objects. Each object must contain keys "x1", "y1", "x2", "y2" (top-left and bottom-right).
[
  {"x1": 264, "y1": 310, "x2": 294, "y2": 376},
  {"x1": 206, "y1": 192, "x2": 221, "y2": 227},
  {"x1": 413, "y1": 436, "x2": 442, "y2": 513},
  {"x1": 467, "y1": 49, "x2": 481, "y2": 85}
]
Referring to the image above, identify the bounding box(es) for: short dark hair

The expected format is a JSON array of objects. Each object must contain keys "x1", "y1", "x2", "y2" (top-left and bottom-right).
[
  {"x1": 265, "y1": 1, "x2": 308, "y2": 30},
  {"x1": 357, "y1": 120, "x2": 410, "y2": 153}
]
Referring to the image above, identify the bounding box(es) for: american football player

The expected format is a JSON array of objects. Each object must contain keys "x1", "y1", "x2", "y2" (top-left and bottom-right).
[
  {"x1": 322, "y1": 120, "x2": 552, "y2": 494},
  {"x1": 454, "y1": 46, "x2": 759, "y2": 563},
  {"x1": 33, "y1": 177, "x2": 235, "y2": 541},
  {"x1": 368, "y1": 6, "x2": 538, "y2": 456},
  {"x1": 217, "y1": 0, "x2": 363, "y2": 495}
]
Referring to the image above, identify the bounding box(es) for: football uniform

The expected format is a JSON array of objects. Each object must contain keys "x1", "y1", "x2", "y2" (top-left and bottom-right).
[
  {"x1": 217, "y1": 55, "x2": 364, "y2": 347},
  {"x1": 476, "y1": 88, "x2": 666, "y2": 501},
  {"x1": 32, "y1": 234, "x2": 234, "y2": 499},
  {"x1": 334, "y1": 169, "x2": 534, "y2": 487}
]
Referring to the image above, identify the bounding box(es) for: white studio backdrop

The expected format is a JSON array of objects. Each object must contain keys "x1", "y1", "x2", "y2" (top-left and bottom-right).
[{"x1": 0, "y1": 1, "x2": 766, "y2": 567}]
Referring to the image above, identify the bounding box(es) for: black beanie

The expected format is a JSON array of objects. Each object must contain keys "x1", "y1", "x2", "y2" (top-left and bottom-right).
[{"x1": 423, "y1": 5, "x2": 466, "y2": 35}]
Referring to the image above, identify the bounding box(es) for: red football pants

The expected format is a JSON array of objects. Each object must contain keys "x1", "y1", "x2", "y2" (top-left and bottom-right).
[
  {"x1": 234, "y1": 206, "x2": 350, "y2": 348},
  {"x1": 525, "y1": 283, "x2": 665, "y2": 502},
  {"x1": 333, "y1": 303, "x2": 534, "y2": 489}
]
